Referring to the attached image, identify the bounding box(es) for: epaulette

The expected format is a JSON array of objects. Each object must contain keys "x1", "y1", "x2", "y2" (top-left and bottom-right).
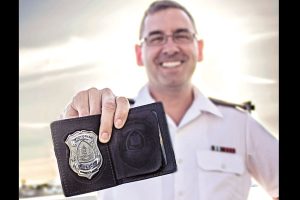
[
  {"x1": 128, "y1": 98, "x2": 255, "y2": 113},
  {"x1": 128, "y1": 98, "x2": 135, "y2": 105},
  {"x1": 209, "y1": 97, "x2": 255, "y2": 113}
]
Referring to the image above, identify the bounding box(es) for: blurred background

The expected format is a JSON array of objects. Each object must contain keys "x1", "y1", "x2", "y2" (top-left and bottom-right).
[{"x1": 19, "y1": 0, "x2": 278, "y2": 199}]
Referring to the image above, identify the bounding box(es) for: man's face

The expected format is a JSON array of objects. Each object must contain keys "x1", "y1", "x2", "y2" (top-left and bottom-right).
[{"x1": 135, "y1": 8, "x2": 203, "y2": 89}]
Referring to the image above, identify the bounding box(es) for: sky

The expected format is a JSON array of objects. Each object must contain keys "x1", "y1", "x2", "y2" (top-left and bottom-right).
[{"x1": 19, "y1": 0, "x2": 278, "y2": 183}]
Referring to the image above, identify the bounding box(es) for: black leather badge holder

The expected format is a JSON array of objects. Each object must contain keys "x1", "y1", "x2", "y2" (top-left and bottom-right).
[{"x1": 50, "y1": 102, "x2": 177, "y2": 197}]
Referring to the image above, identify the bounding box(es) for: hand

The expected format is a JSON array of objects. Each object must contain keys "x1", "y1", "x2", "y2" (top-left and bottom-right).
[{"x1": 61, "y1": 87, "x2": 130, "y2": 143}]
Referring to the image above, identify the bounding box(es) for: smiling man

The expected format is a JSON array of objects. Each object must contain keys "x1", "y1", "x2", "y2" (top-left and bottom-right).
[
  {"x1": 134, "y1": 5, "x2": 203, "y2": 126},
  {"x1": 62, "y1": 1, "x2": 279, "y2": 200}
]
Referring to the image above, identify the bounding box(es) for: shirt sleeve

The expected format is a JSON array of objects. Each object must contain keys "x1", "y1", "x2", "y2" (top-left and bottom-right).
[{"x1": 245, "y1": 114, "x2": 279, "y2": 198}]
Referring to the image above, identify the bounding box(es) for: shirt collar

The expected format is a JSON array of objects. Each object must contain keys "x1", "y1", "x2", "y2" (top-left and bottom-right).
[
  {"x1": 192, "y1": 87, "x2": 223, "y2": 118},
  {"x1": 132, "y1": 84, "x2": 223, "y2": 119},
  {"x1": 132, "y1": 84, "x2": 156, "y2": 107}
]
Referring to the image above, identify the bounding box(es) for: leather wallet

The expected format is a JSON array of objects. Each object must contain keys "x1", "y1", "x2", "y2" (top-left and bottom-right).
[{"x1": 50, "y1": 102, "x2": 177, "y2": 197}]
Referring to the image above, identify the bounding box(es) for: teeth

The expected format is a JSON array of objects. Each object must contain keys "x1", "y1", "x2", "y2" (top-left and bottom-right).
[{"x1": 161, "y1": 61, "x2": 181, "y2": 68}]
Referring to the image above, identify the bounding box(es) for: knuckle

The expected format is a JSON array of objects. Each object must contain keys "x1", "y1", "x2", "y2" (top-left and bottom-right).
[
  {"x1": 80, "y1": 110, "x2": 90, "y2": 116},
  {"x1": 88, "y1": 87, "x2": 98, "y2": 93},
  {"x1": 102, "y1": 99, "x2": 116, "y2": 111},
  {"x1": 72, "y1": 90, "x2": 86, "y2": 103},
  {"x1": 77, "y1": 90, "x2": 87, "y2": 97},
  {"x1": 101, "y1": 88, "x2": 113, "y2": 95},
  {"x1": 75, "y1": 102, "x2": 89, "y2": 115},
  {"x1": 116, "y1": 96, "x2": 129, "y2": 105}
]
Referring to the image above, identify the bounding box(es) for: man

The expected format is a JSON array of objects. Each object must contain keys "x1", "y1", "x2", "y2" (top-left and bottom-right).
[{"x1": 62, "y1": 1, "x2": 279, "y2": 199}]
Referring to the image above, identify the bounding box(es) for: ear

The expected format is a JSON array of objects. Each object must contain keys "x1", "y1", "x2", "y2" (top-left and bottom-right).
[
  {"x1": 135, "y1": 44, "x2": 144, "y2": 66},
  {"x1": 197, "y1": 40, "x2": 204, "y2": 62}
]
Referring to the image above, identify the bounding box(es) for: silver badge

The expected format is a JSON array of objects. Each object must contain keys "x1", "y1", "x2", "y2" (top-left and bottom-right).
[{"x1": 65, "y1": 130, "x2": 103, "y2": 179}]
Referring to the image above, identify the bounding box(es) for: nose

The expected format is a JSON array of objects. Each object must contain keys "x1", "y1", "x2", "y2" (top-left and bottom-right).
[{"x1": 161, "y1": 36, "x2": 180, "y2": 56}]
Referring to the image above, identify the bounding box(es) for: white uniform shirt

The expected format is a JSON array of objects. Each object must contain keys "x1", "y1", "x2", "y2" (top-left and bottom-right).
[{"x1": 97, "y1": 85, "x2": 279, "y2": 200}]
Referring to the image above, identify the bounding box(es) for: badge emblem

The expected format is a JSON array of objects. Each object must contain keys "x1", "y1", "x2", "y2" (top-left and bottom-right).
[{"x1": 65, "y1": 130, "x2": 103, "y2": 179}]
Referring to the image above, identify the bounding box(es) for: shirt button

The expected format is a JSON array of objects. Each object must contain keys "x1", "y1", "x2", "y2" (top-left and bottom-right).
[{"x1": 178, "y1": 191, "x2": 184, "y2": 196}]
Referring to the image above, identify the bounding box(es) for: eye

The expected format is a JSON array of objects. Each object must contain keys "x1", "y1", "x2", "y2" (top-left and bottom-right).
[
  {"x1": 174, "y1": 32, "x2": 192, "y2": 43},
  {"x1": 147, "y1": 34, "x2": 164, "y2": 45}
]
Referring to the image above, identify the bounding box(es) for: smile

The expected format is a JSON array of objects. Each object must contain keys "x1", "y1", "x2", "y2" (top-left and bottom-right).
[{"x1": 160, "y1": 61, "x2": 184, "y2": 68}]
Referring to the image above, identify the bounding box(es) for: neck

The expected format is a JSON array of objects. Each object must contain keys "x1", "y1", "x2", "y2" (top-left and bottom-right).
[{"x1": 148, "y1": 83, "x2": 194, "y2": 125}]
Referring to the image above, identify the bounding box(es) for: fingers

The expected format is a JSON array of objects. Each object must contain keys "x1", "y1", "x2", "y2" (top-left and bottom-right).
[
  {"x1": 114, "y1": 96, "x2": 130, "y2": 129},
  {"x1": 98, "y1": 91, "x2": 130, "y2": 143},
  {"x1": 63, "y1": 88, "x2": 101, "y2": 119},
  {"x1": 99, "y1": 88, "x2": 116, "y2": 143},
  {"x1": 88, "y1": 88, "x2": 102, "y2": 115},
  {"x1": 62, "y1": 87, "x2": 130, "y2": 144},
  {"x1": 62, "y1": 103, "x2": 79, "y2": 119},
  {"x1": 72, "y1": 91, "x2": 90, "y2": 117}
]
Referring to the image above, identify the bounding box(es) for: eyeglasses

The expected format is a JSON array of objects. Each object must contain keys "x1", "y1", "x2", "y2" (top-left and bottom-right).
[{"x1": 140, "y1": 31, "x2": 197, "y2": 46}]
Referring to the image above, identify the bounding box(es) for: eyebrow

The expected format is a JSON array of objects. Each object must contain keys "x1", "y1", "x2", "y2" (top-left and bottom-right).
[
  {"x1": 147, "y1": 30, "x2": 164, "y2": 36},
  {"x1": 147, "y1": 28, "x2": 191, "y2": 37},
  {"x1": 173, "y1": 28, "x2": 190, "y2": 34}
]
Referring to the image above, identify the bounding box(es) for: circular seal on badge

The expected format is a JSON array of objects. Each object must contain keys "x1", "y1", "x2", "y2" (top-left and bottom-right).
[{"x1": 65, "y1": 130, "x2": 102, "y2": 179}]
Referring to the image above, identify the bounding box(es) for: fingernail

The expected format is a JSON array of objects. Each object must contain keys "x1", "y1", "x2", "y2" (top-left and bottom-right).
[
  {"x1": 100, "y1": 132, "x2": 109, "y2": 143},
  {"x1": 115, "y1": 119, "x2": 123, "y2": 128}
]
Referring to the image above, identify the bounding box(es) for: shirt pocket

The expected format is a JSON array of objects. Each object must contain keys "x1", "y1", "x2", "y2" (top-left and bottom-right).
[{"x1": 196, "y1": 150, "x2": 245, "y2": 175}]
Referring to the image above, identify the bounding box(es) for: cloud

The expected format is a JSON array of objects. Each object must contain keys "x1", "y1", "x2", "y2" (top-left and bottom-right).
[
  {"x1": 238, "y1": 74, "x2": 276, "y2": 84},
  {"x1": 20, "y1": 122, "x2": 50, "y2": 129},
  {"x1": 19, "y1": 63, "x2": 98, "y2": 88},
  {"x1": 243, "y1": 31, "x2": 278, "y2": 45},
  {"x1": 19, "y1": 36, "x2": 103, "y2": 77}
]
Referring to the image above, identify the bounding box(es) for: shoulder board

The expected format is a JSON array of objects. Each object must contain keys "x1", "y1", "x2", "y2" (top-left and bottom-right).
[
  {"x1": 128, "y1": 98, "x2": 135, "y2": 105},
  {"x1": 128, "y1": 97, "x2": 255, "y2": 113},
  {"x1": 209, "y1": 97, "x2": 255, "y2": 113}
]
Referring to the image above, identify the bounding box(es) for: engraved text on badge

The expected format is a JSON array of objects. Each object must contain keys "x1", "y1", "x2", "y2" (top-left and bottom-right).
[{"x1": 65, "y1": 130, "x2": 102, "y2": 179}]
